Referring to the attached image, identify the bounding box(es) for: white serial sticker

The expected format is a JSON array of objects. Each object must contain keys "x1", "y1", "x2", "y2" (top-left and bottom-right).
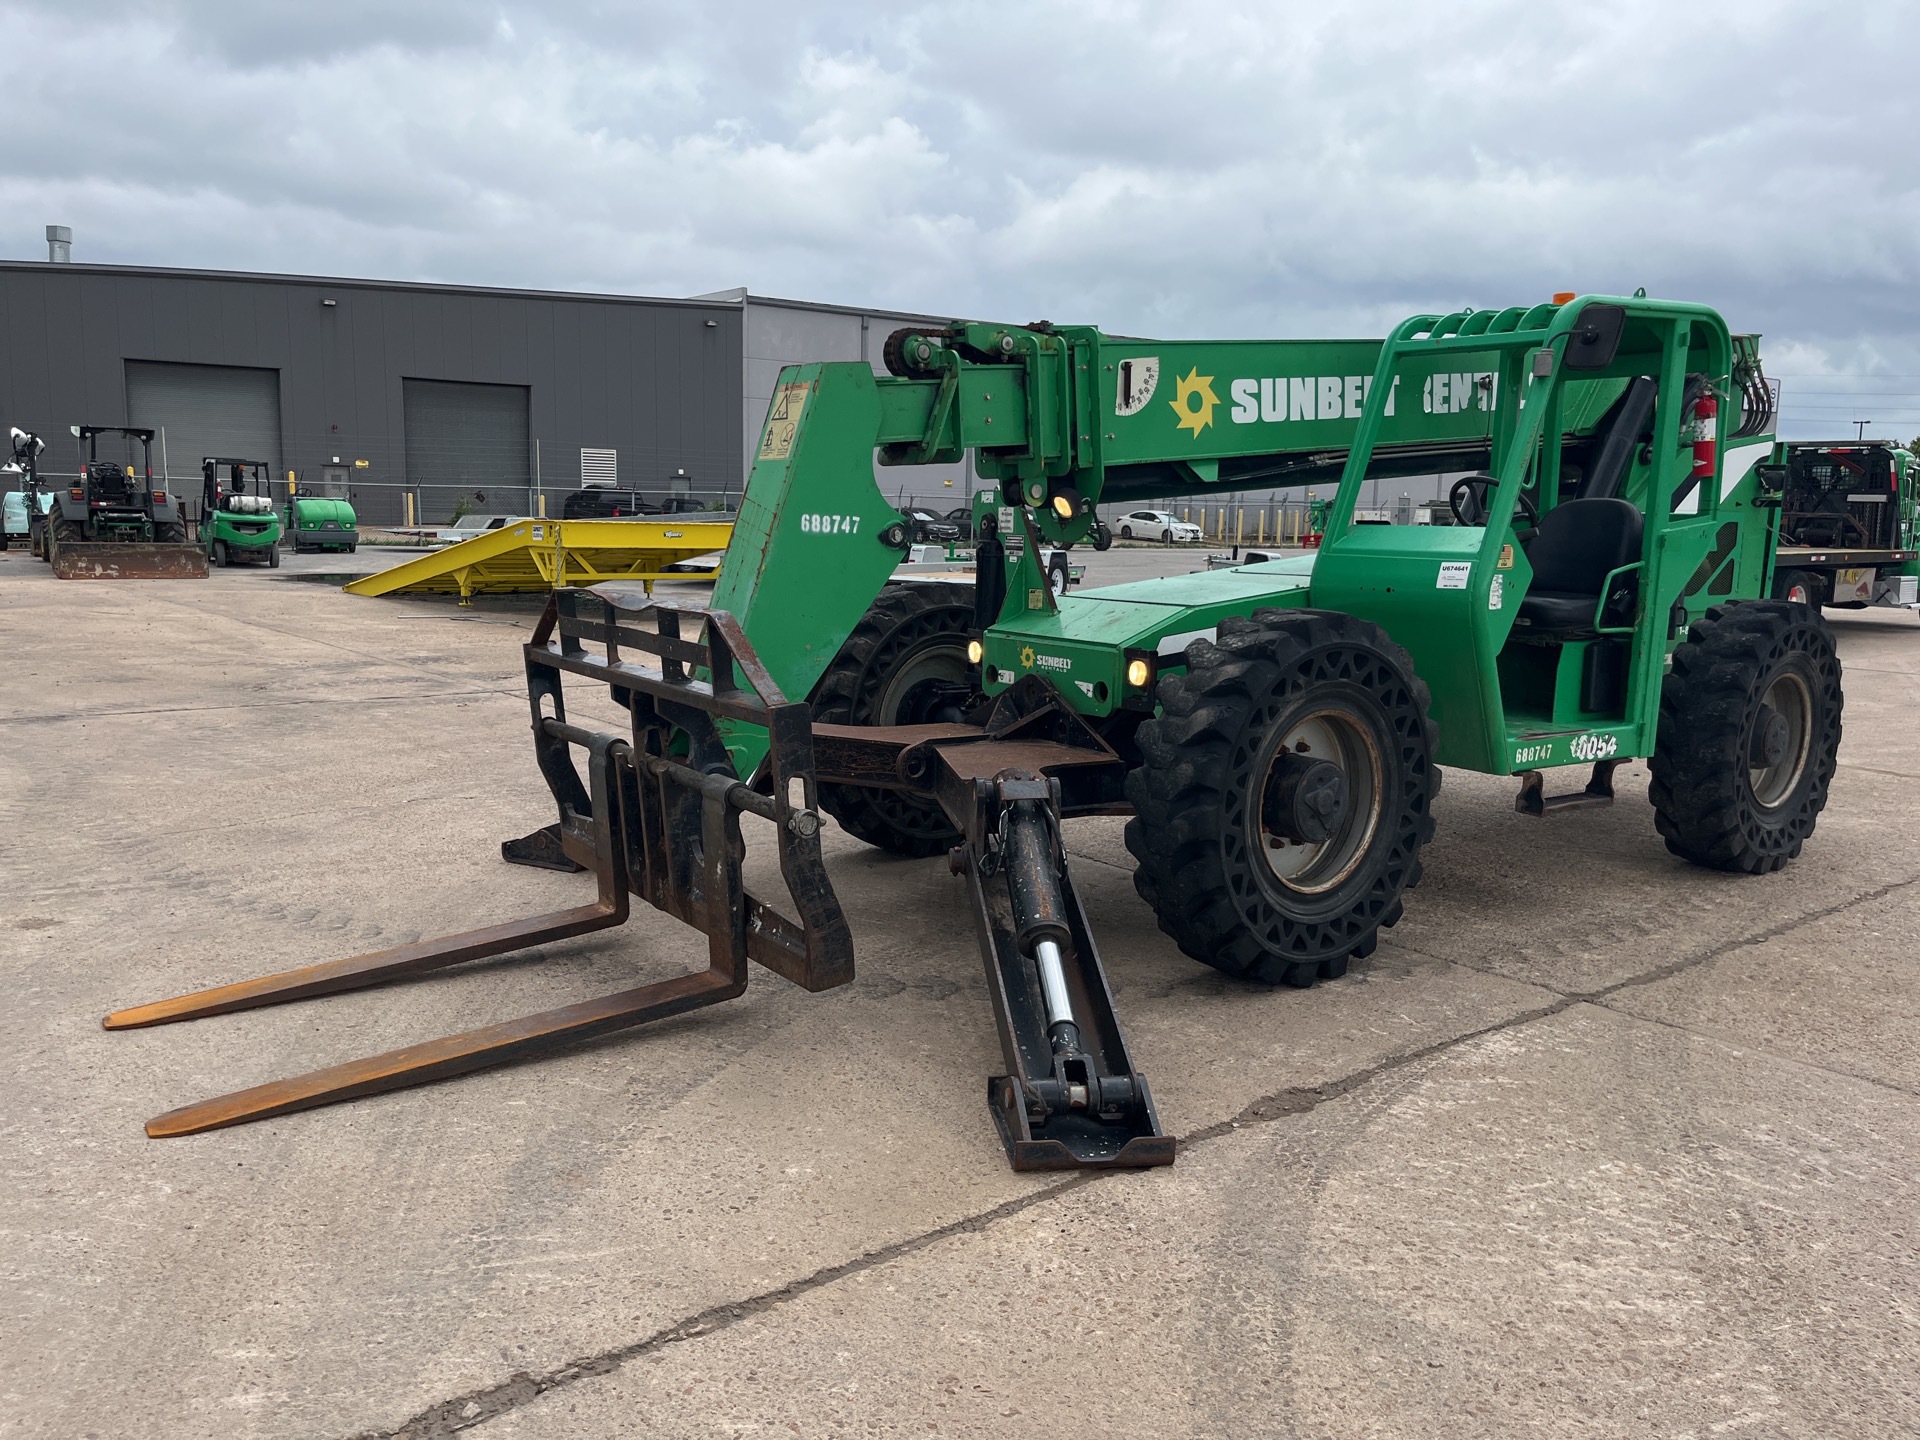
[
  {"x1": 800, "y1": 513, "x2": 862, "y2": 535},
  {"x1": 1436, "y1": 562, "x2": 1471, "y2": 590},
  {"x1": 1488, "y1": 573, "x2": 1503, "y2": 609},
  {"x1": 531, "y1": 525, "x2": 544, "y2": 540},
  {"x1": 1570, "y1": 732, "x2": 1620, "y2": 761}
]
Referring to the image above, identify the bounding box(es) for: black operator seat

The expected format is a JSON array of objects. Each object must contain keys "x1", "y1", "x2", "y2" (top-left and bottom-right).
[
  {"x1": 1510, "y1": 373, "x2": 1658, "y2": 636},
  {"x1": 1512, "y1": 497, "x2": 1643, "y2": 636}
]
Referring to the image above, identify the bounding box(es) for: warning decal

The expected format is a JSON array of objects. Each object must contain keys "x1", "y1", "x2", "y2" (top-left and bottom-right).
[{"x1": 758, "y1": 382, "x2": 811, "y2": 461}]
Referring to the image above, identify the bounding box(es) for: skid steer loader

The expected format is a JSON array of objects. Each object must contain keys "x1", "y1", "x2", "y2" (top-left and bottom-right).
[{"x1": 111, "y1": 294, "x2": 1840, "y2": 1171}]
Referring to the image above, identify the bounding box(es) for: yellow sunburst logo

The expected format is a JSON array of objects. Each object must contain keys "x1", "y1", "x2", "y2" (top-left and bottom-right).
[
  {"x1": 1019, "y1": 645, "x2": 1036, "y2": 670},
  {"x1": 1169, "y1": 367, "x2": 1219, "y2": 437}
]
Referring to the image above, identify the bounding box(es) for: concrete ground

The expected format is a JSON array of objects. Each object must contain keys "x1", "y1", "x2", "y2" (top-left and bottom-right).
[{"x1": 2, "y1": 540, "x2": 1917, "y2": 1439}]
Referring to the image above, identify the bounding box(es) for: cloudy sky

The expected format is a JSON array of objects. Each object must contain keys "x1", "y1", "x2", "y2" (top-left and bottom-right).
[{"x1": 4, "y1": 0, "x2": 1918, "y2": 436}]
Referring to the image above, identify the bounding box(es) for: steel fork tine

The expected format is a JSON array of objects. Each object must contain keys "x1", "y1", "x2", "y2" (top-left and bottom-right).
[
  {"x1": 143, "y1": 967, "x2": 743, "y2": 1137},
  {"x1": 101, "y1": 900, "x2": 626, "y2": 1030}
]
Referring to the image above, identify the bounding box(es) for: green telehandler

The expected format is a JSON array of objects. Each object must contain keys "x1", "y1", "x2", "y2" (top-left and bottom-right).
[{"x1": 112, "y1": 294, "x2": 1841, "y2": 1172}]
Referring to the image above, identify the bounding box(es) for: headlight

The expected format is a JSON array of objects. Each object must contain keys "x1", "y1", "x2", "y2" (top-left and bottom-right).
[
  {"x1": 1126, "y1": 658, "x2": 1151, "y2": 688},
  {"x1": 966, "y1": 639, "x2": 983, "y2": 664}
]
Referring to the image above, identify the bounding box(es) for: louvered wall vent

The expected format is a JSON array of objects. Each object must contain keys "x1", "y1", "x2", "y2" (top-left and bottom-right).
[{"x1": 580, "y1": 447, "x2": 617, "y2": 487}]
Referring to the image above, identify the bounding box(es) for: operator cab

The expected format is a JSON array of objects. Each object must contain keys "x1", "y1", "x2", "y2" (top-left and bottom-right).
[
  {"x1": 1316, "y1": 296, "x2": 1775, "y2": 788},
  {"x1": 203, "y1": 457, "x2": 276, "y2": 516},
  {"x1": 1437, "y1": 317, "x2": 1758, "y2": 733}
]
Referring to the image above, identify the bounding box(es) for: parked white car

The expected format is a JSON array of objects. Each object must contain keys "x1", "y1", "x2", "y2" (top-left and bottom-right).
[{"x1": 1113, "y1": 509, "x2": 1202, "y2": 542}]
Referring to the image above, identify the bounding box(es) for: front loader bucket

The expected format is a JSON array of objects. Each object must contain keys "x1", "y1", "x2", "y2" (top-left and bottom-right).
[
  {"x1": 106, "y1": 586, "x2": 852, "y2": 1133},
  {"x1": 53, "y1": 543, "x2": 208, "y2": 579}
]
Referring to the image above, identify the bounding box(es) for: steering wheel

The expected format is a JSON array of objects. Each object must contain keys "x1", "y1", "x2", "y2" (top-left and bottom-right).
[{"x1": 1448, "y1": 474, "x2": 1538, "y2": 530}]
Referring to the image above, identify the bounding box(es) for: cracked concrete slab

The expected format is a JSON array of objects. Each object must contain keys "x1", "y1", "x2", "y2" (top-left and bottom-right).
[
  {"x1": 4, "y1": 554, "x2": 1917, "y2": 1439},
  {"x1": 1608, "y1": 879, "x2": 1920, "y2": 1094},
  {"x1": 476, "y1": 1003, "x2": 1920, "y2": 1439}
]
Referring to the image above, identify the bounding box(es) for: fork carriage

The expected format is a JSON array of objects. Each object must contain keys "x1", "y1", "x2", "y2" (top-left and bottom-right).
[{"x1": 109, "y1": 587, "x2": 1171, "y2": 1171}]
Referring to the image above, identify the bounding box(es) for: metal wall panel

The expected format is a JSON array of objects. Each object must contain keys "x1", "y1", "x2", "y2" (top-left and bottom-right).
[
  {"x1": 0, "y1": 262, "x2": 745, "y2": 518},
  {"x1": 124, "y1": 360, "x2": 283, "y2": 485}
]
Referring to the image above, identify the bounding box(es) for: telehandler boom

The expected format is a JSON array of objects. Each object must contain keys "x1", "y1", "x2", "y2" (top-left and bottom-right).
[{"x1": 112, "y1": 295, "x2": 1840, "y2": 1172}]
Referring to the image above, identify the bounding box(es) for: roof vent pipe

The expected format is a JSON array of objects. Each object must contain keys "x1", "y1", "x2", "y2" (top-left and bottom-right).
[{"x1": 46, "y1": 226, "x2": 72, "y2": 263}]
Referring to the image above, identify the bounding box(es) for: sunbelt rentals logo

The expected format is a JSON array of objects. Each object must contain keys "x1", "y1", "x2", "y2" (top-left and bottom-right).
[{"x1": 1170, "y1": 368, "x2": 1219, "y2": 437}]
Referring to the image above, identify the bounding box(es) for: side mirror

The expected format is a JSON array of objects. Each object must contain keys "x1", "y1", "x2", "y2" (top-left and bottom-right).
[
  {"x1": 1754, "y1": 463, "x2": 1788, "y2": 494},
  {"x1": 1563, "y1": 303, "x2": 1626, "y2": 371}
]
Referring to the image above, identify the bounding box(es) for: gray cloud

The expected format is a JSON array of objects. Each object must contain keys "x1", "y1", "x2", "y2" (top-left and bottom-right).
[{"x1": 3, "y1": 0, "x2": 1918, "y2": 434}]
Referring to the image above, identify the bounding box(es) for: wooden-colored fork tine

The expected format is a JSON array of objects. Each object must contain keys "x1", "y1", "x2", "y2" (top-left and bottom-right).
[
  {"x1": 103, "y1": 901, "x2": 624, "y2": 1031},
  {"x1": 143, "y1": 967, "x2": 743, "y2": 1137}
]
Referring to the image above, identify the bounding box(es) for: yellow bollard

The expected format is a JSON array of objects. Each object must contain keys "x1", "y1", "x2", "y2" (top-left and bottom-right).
[{"x1": 1235, "y1": 508, "x2": 1243, "y2": 544}]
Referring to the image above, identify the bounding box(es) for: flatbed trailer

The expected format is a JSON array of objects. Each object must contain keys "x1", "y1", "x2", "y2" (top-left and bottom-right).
[{"x1": 1769, "y1": 441, "x2": 1920, "y2": 612}]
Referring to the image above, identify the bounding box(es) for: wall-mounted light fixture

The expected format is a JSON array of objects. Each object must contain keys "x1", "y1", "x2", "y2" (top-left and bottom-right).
[
  {"x1": 321, "y1": 298, "x2": 338, "y2": 308},
  {"x1": 704, "y1": 319, "x2": 718, "y2": 328}
]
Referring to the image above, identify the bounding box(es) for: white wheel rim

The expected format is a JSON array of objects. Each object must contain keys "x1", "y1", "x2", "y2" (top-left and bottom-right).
[
  {"x1": 1255, "y1": 708, "x2": 1384, "y2": 894},
  {"x1": 1750, "y1": 671, "x2": 1813, "y2": 809}
]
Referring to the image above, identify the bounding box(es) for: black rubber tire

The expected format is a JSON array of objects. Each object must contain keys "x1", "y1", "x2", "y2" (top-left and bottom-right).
[
  {"x1": 1092, "y1": 522, "x2": 1113, "y2": 552},
  {"x1": 1047, "y1": 552, "x2": 1070, "y2": 597},
  {"x1": 155, "y1": 521, "x2": 188, "y2": 545},
  {"x1": 1649, "y1": 600, "x2": 1842, "y2": 874},
  {"x1": 347, "y1": 543, "x2": 357, "y2": 554},
  {"x1": 1120, "y1": 525, "x2": 1133, "y2": 540},
  {"x1": 812, "y1": 581, "x2": 977, "y2": 858},
  {"x1": 212, "y1": 540, "x2": 227, "y2": 567},
  {"x1": 46, "y1": 513, "x2": 83, "y2": 563},
  {"x1": 1771, "y1": 567, "x2": 1823, "y2": 607},
  {"x1": 268, "y1": 543, "x2": 280, "y2": 568},
  {"x1": 1124, "y1": 609, "x2": 1439, "y2": 987}
]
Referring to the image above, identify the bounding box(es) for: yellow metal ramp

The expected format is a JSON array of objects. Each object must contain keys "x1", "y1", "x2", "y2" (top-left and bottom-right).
[{"x1": 343, "y1": 518, "x2": 734, "y2": 602}]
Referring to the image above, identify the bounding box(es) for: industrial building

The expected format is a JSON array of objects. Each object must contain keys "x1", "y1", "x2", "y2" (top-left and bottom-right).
[{"x1": 0, "y1": 250, "x2": 959, "y2": 526}]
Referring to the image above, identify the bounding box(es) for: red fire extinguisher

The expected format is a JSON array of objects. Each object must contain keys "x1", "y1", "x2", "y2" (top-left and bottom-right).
[{"x1": 1691, "y1": 391, "x2": 1718, "y2": 482}]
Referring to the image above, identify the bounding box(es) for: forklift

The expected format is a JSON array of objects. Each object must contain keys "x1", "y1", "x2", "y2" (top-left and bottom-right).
[
  {"x1": 112, "y1": 295, "x2": 1842, "y2": 1173},
  {"x1": 200, "y1": 457, "x2": 282, "y2": 567}
]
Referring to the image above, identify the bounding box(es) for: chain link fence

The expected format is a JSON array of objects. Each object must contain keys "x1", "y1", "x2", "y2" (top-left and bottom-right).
[{"x1": 5, "y1": 468, "x2": 1462, "y2": 545}]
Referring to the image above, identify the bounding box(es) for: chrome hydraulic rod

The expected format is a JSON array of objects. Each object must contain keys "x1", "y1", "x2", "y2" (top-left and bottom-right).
[{"x1": 1032, "y1": 938, "x2": 1077, "y2": 1039}]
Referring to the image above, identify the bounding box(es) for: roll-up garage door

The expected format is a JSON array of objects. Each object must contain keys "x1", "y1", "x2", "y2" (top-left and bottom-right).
[
  {"x1": 124, "y1": 361, "x2": 283, "y2": 486},
  {"x1": 402, "y1": 379, "x2": 530, "y2": 488}
]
